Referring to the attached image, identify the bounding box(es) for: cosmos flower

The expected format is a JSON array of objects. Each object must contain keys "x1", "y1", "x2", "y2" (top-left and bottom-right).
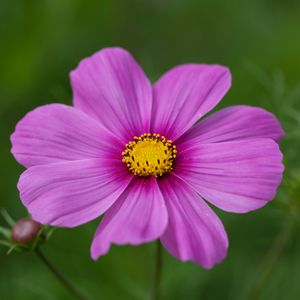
[{"x1": 11, "y1": 48, "x2": 284, "y2": 268}]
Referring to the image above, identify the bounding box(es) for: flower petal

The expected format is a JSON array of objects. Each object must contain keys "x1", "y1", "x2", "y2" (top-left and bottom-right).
[
  {"x1": 18, "y1": 159, "x2": 132, "y2": 227},
  {"x1": 175, "y1": 139, "x2": 284, "y2": 213},
  {"x1": 159, "y1": 174, "x2": 228, "y2": 269},
  {"x1": 91, "y1": 177, "x2": 168, "y2": 259},
  {"x1": 70, "y1": 48, "x2": 152, "y2": 143},
  {"x1": 151, "y1": 64, "x2": 231, "y2": 140},
  {"x1": 177, "y1": 105, "x2": 284, "y2": 146},
  {"x1": 11, "y1": 104, "x2": 123, "y2": 168}
]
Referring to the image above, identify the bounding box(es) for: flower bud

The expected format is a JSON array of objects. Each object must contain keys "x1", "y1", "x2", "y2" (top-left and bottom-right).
[{"x1": 12, "y1": 218, "x2": 41, "y2": 244}]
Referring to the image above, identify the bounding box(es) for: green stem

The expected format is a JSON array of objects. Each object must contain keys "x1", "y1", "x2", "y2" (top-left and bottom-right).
[
  {"x1": 151, "y1": 240, "x2": 163, "y2": 300},
  {"x1": 35, "y1": 248, "x2": 91, "y2": 300}
]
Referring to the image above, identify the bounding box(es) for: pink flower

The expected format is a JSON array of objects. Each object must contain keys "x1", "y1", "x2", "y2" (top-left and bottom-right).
[{"x1": 11, "y1": 48, "x2": 284, "y2": 268}]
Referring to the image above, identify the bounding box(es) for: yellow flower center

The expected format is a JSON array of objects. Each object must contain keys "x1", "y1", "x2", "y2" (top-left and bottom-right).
[{"x1": 122, "y1": 133, "x2": 177, "y2": 177}]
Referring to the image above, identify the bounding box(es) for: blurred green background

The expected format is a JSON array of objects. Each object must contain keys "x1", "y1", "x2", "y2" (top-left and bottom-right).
[{"x1": 1, "y1": 0, "x2": 300, "y2": 299}]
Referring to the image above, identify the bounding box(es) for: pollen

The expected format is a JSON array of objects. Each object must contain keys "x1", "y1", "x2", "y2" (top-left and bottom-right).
[{"x1": 122, "y1": 133, "x2": 177, "y2": 177}]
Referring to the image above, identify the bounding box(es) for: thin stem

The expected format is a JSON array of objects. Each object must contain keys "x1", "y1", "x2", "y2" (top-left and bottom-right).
[
  {"x1": 35, "y1": 248, "x2": 91, "y2": 300},
  {"x1": 151, "y1": 240, "x2": 163, "y2": 300}
]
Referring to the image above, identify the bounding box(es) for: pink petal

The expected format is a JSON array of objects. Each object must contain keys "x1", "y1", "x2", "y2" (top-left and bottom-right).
[
  {"x1": 159, "y1": 174, "x2": 228, "y2": 269},
  {"x1": 177, "y1": 105, "x2": 284, "y2": 146},
  {"x1": 175, "y1": 139, "x2": 284, "y2": 213},
  {"x1": 151, "y1": 64, "x2": 231, "y2": 140},
  {"x1": 18, "y1": 159, "x2": 132, "y2": 227},
  {"x1": 91, "y1": 177, "x2": 168, "y2": 260},
  {"x1": 11, "y1": 104, "x2": 123, "y2": 168},
  {"x1": 70, "y1": 48, "x2": 152, "y2": 143}
]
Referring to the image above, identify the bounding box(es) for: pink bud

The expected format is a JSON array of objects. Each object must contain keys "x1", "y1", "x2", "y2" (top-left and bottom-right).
[{"x1": 12, "y1": 218, "x2": 41, "y2": 244}]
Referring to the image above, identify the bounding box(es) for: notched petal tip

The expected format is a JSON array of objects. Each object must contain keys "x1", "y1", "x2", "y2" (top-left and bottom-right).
[
  {"x1": 177, "y1": 104, "x2": 285, "y2": 150},
  {"x1": 159, "y1": 175, "x2": 229, "y2": 268},
  {"x1": 70, "y1": 47, "x2": 152, "y2": 142},
  {"x1": 89, "y1": 177, "x2": 168, "y2": 260},
  {"x1": 16, "y1": 159, "x2": 132, "y2": 228},
  {"x1": 70, "y1": 47, "x2": 132, "y2": 78},
  {"x1": 151, "y1": 63, "x2": 232, "y2": 140},
  {"x1": 175, "y1": 138, "x2": 284, "y2": 214}
]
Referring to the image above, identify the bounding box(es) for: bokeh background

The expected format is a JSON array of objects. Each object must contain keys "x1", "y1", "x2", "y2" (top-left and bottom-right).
[{"x1": 1, "y1": 0, "x2": 300, "y2": 299}]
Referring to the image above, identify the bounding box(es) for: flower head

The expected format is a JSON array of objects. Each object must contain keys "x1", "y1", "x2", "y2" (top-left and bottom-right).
[{"x1": 11, "y1": 48, "x2": 284, "y2": 268}]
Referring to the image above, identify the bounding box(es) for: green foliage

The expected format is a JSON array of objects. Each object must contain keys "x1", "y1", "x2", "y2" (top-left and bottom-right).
[
  {"x1": 1, "y1": 0, "x2": 300, "y2": 299},
  {"x1": 0, "y1": 210, "x2": 56, "y2": 254}
]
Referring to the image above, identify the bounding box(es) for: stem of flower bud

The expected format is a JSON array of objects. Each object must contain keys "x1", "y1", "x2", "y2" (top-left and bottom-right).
[{"x1": 35, "y1": 248, "x2": 91, "y2": 300}]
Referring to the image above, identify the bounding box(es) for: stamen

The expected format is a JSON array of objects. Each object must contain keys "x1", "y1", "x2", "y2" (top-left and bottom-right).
[{"x1": 122, "y1": 133, "x2": 177, "y2": 177}]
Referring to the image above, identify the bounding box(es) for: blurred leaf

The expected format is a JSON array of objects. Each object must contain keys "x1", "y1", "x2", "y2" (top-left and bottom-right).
[
  {"x1": 0, "y1": 226, "x2": 11, "y2": 239},
  {"x1": 0, "y1": 208, "x2": 15, "y2": 226}
]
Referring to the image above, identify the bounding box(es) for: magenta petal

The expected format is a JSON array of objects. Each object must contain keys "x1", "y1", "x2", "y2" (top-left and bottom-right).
[
  {"x1": 177, "y1": 105, "x2": 284, "y2": 146},
  {"x1": 70, "y1": 47, "x2": 152, "y2": 142},
  {"x1": 151, "y1": 64, "x2": 231, "y2": 140},
  {"x1": 159, "y1": 174, "x2": 228, "y2": 269},
  {"x1": 18, "y1": 159, "x2": 132, "y2": 227},
  {"x1": 11, "y1": 104, "x2": 123, "y2": 168},
  {"x1": 91, "y1": 177, "x2": 168, "y2": 260},
  {"x1": 175, "y1": 139, "x2": 284, "y2": 213}
]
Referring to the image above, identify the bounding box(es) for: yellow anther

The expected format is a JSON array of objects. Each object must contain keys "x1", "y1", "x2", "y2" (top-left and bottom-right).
[{"x1": 122, "y1": 133, "x2": 177, "y2": 177}]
